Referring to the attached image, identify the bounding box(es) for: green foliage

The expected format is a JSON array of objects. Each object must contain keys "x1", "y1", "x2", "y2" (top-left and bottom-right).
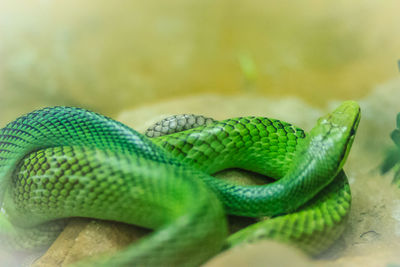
[{"x1": 380, "y1": 113, "x2": 400, "y2": 185}]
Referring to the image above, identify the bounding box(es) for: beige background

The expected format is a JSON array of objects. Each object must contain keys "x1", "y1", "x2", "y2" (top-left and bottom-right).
[{"x1": 1, "y1": 0, "x2": 399, "y2": 126}]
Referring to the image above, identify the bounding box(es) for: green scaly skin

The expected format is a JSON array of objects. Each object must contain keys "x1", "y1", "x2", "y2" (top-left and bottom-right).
[{"x1": 0, "y1": 101, "x2": 360, "y2": 266}]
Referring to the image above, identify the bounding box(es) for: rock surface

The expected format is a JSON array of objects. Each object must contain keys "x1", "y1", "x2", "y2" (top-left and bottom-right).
[{"x1": 33, "y1": 220, "x2": 149, "y2": 267}]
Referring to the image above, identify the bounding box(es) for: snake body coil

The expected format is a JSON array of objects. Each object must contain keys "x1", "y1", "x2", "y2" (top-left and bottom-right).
[{"x1": 0, "y1": 101, "x2": 360, "y2": 266}]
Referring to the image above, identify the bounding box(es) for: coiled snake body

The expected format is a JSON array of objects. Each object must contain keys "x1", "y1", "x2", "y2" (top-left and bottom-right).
[{"x1": 0, "y1": 101, "x2": 360, "y2": 266}]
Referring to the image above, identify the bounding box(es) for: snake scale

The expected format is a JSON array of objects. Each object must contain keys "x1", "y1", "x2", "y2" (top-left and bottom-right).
[{"x1": 0, "y1": 101, "x2": 360, "y2": 266}]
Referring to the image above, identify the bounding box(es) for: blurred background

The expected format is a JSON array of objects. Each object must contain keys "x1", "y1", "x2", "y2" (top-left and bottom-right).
[
  {"x1": 1, "y1": 0, "x2": 399, "y2": 126},
  {"x1": 2, "y1": 1, "x2": 400, "y2": 266}
]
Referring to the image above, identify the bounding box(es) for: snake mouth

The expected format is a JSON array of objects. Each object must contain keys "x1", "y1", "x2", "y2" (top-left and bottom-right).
[
  {"x1": 348, "y1": 105, "x2": 361, "y2": 139},
  {"x1": 338, "y1": 103, "x2": 361, "y2": 169},
  {"x1": 349, "y1": 105, "x2": 361, "y2": 139}
]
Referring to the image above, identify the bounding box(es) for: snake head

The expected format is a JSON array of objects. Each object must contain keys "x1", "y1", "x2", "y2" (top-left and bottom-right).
[
  {"x1": 309, "y1": 100, "x2": 361, "y2": 171},
  {"x1": 334, "y1": 101, "x2": 361, "y2": 170}
]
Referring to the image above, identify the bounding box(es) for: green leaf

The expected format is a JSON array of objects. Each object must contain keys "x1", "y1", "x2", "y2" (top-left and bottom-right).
[
  {"x1": 393, "y1": 167, "x2": 400, "y2": 186},
  {"x1": 391, "y1": 129, "x2": 400, "y2": 148},
  {"x1": 381, "y1": 148, "x2": 400, "y2": 174},
  {"x1": 396, "y1": 112, "x2": 400, "y2": 129}
]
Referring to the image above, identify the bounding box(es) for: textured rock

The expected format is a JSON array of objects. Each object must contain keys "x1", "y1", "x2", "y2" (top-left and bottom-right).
[
  {"x1": 204, "y1": 241, "x2": 317, "y2": 267},
  {"x1": 33, "y1": 219, "x2": 149, "y2": 266}
]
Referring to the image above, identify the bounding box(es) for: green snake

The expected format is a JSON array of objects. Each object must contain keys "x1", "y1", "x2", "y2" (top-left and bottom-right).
[{"x1": 0, "y1": 101, "x2": 360, "y2": 266}]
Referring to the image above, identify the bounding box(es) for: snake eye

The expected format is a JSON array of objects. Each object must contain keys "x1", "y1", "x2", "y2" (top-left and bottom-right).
[{"x1": 350, "y1": 128, "x2": 356, "y2": 136}]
